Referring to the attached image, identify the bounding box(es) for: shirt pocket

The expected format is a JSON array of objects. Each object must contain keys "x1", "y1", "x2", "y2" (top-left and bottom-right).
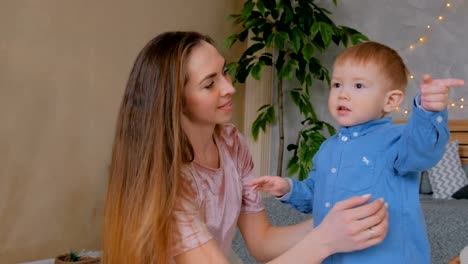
[{"x1": 335, "y1": 152, "x2": 378, "y2": 192}]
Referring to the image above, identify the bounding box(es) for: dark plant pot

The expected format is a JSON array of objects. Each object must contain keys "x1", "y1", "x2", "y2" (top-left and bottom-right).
[{"x1": 54, "y1": 254, "x2": 100, "y2": 264}]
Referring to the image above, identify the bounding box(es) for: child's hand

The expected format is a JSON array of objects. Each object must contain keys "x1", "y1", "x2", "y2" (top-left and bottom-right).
[
  {"x1": 420, "y1": 74, "x2": 465, "y2": 111},
  {"x1": 247, "y1": 176, "x2": 291, "y2": 197}
]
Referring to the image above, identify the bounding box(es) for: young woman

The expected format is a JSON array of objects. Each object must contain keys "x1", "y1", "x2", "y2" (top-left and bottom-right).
[{"x1": 103, "y1": 31, "x2": 389, "y2": 264}]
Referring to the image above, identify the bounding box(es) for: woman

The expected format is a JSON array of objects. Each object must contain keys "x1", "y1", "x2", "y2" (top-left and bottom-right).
[{"x1": 103, "y1": 31, "x2": 388, "y2": 264}]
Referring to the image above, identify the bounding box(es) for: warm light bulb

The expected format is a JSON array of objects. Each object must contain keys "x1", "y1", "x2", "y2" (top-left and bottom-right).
[
  {"x1": 438, "y1": 16, "x2": 444, "y2": 21},
  {"x1": 461, "y1": 105, "x2": 464, "y2": 109},
  {"x1": 451, "y1": 103, "x2": 456, "y2": 107},
  {"x1": 404, "y1": 110, "x2": 408, "y2": 114},
  {"x1": 419, "y1": 37, "x2": 425, "y2": 43},
  {"x1": 395, "y1": 106, "x2": 400, "y2": 111},
  {"x1": 446, "y1": 3, "x2": 451, "y2": 8},
  {"x1": 427, "y1": 25, "x2": 431, "y2": 29},
  {"x1": 410, "y1": 75, "x2": 414, "y2": 79},
  {"x1": 461, "y1": 98, "x2": 465, "y2": 102},
  {"x1": 409, "y1": 45, "x2": 415, "y2": 50}
]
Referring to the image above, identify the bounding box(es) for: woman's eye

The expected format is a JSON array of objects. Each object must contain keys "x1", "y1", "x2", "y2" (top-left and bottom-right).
[
  {"x1": 223, "y1": 67, "x2": 229, "y2": 75},
  {"x1": 205, "y1": 81, "x2": 214, "y2": 89}
]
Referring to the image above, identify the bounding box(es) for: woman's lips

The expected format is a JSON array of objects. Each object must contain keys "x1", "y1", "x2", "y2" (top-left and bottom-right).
[{"x1": 219, "y1": 101, "x2": 233, "y2": 110}]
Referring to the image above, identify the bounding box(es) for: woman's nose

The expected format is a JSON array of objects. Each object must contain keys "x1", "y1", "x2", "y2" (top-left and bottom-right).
[{"x1": 221, "y1": 77, "x2": 236, "y2": 96}]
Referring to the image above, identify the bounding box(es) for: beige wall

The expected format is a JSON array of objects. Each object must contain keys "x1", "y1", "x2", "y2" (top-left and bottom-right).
[{"x1": 0, "y1": 0, "x2": 244, "y2": 262}]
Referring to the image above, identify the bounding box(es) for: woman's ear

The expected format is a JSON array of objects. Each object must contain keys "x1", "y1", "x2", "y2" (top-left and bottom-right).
[{"x1": 383, "y1": 90, "x2": 404, "y2": 113}]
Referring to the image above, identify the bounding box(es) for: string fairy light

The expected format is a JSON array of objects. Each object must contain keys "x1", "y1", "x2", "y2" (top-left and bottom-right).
[
  {"x1": 393, "y1": 2, "x2": 465, "y2": 116},
  {"x1": 405, "y1": 2, "x2": 453, "y2": 53},
  {"x1": 448, "y1": 97, "x2": 466, "y2": 110}
]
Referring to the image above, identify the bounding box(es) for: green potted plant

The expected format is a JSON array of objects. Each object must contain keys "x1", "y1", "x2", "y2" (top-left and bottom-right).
[
  {"x1": 54, "y1": 250, "x2": 100, "y2": 264},
  {"x1": 225, "y1": 0, "x2": 368, "y2": 179}
]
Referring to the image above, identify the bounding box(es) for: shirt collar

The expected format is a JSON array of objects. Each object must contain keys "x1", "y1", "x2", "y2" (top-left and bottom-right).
[{"x1": 338, "y1": 117, "x2": 393, "y2": 138}]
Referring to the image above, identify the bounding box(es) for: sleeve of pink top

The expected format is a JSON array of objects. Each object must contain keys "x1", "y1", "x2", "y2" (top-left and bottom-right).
[
  {"x1": 234, "y1": 128, "x2": 265, "y2": 213},
  {"x1": 171, "y1": 173, "x2": 212, "y2": 257}
]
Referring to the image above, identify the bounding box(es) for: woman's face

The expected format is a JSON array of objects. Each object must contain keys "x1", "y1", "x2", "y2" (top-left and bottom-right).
[{"x1": 182, "y1": 41, "x2": 236, "y2": 128}]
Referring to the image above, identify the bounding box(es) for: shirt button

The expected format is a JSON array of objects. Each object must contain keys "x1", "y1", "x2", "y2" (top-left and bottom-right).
[
  {"x1": 331, "y1": 168, "x2": 337, "y2": 173},
  {"x1": 353, "y1": 132, "x2": 359, "y2": 137},
  {"x1": 325, "y1": 202, "x2": 331, "y2": 208},
  {"x1": 341, "y1": 136, "x2": 348, "y2": 142},
  {"x1": 436, "y1": 116, "x2": 443, "y2": 123}
]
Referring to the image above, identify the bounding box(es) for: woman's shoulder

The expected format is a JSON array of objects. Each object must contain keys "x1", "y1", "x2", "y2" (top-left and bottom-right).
[
  {"x1": 217, "y1": 123, "x2": 245, "y2": 145},
  {"x1": 219, "y1": 123, "x2": 240, "y2": 136},
  {"x1": 215, "y1": 124, "x2": 252, "y2": 161}
]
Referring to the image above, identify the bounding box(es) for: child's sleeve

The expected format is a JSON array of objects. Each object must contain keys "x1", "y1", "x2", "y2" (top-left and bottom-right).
[
  {"x1": 394, "y1": 94, "x2": 450, "y2": 174},
  {"x1": 280, "y1": 155, "x2": 319, "y2": 214}
]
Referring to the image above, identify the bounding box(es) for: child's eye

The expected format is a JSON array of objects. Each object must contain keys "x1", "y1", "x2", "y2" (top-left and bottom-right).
[
  {"x1": 355, "y1": 83, "x2": 364, "y2": 89},
  {"x1": 332, "y1": 83, "x2": 341, "y2": 88},
  {"x1": 205, "y1": 81, "x2": 214, "y2": 89}
]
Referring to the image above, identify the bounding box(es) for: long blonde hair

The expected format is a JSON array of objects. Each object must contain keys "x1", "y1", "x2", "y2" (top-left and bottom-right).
[{"x1": 103, "y1": 31, "x2": 213, "y2": 264}]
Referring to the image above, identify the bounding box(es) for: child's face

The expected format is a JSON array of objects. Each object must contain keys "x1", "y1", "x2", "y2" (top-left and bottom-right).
[{"x1": 329, "y1": 61, "x2": 390, "y2": 127}]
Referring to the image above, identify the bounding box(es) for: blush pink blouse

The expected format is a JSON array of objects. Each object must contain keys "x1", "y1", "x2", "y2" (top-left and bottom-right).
[{"x1": 172, "y1": 124, "x2": 265, "y2": 257}]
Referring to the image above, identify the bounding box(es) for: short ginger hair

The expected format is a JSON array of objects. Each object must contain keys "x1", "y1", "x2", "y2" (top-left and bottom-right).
[{"x1": 334, "y1": 41, "x2": 409, "y2": 92}]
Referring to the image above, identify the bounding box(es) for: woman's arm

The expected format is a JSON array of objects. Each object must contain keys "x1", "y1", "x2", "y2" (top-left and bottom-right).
[
  {"x1": 237, "y1": 210, "x2": 313, "y2": 262},
  {"x1": 174, "y1": 195, "x2": 387, "y2": 264},
  {"x1": 173, "y1": 215, "x2": 312, "y2": 264},
  {"x1": 173, "y1": 240, "x2": 230, "y2": 264},
  {"x1": 239, "y1": 194, "x2": 388, "y2": 264}
]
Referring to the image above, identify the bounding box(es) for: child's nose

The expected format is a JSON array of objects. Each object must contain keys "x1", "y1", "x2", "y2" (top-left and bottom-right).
[{"x1": 338, "y1": 88, "x2": 349, "y2": 100}]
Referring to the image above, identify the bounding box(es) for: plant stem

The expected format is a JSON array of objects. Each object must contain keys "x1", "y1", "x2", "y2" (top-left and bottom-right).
[{"x1": 277, "y1": 78, "x2": 284, "y2": 176}]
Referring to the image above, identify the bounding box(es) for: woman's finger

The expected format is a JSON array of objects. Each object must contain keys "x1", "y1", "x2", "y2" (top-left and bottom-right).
[
  {"x1": 330, "y1": 194, "x2": 372, "y2": 212},
  {"x1": 351, "y1": 212, "x2": 388, "y2": 249},
  {"x1": 354, "y1": 202, "x2": 388, "y2": 232},
  {"x1": 346, "y1": 198, "x2": 385, "y2": 220}
]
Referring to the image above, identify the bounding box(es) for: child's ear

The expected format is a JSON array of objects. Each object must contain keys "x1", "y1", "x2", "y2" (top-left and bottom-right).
[{"x1": 384, "y1": 90, "x2": 404, "y2": 113}]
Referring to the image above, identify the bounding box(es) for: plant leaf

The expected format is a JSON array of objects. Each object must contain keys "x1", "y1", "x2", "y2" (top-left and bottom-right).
[
  {"x1": 251, "y1": 60, "x2": 265, "y2": 80},
  {"x1": 310, "y1": 22, "x2": 320, "y2": 40},
  {"x1": 251, "y1": 104, "x2": 275, "y2": 140},
  {"x1": 224, "y1": 34, "x2": 238, "y2": 49},
  {"x1": 240, "y1": 43, "x2": 265, "y2": 61},
  {"x1": 242, "y1": 1, "x2": 255, "y2": 20},
  {"x1": 290, "y1": 27, "x2": 302, "y2": 53},
  {"x1": 257, "y1": 0, "x2": 266, "y2": 16},
  {"x1": 302, "y1": 43, "x2": 314, "y2": 62},
  {"x1": 318, "y1": 22, "x2": 333, "y2": 48},
  {"x1": 225, "y1": 62, "x2": 238, "y2": 80}
]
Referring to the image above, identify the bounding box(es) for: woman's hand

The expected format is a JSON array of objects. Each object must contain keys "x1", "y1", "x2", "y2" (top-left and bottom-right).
[{"x1": 314, "y1": 194, "x2": 388, "y2": 255}]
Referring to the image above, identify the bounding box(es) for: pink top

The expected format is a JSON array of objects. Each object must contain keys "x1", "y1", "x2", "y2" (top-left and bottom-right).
[{"x1": 172, "y1": 124, "x2": 265, "y2": 256}]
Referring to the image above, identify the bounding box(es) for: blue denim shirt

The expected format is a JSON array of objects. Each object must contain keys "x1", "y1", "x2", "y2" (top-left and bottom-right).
[{"x1": 282, "y1": 96, "x2": 449, "y2": 263}]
